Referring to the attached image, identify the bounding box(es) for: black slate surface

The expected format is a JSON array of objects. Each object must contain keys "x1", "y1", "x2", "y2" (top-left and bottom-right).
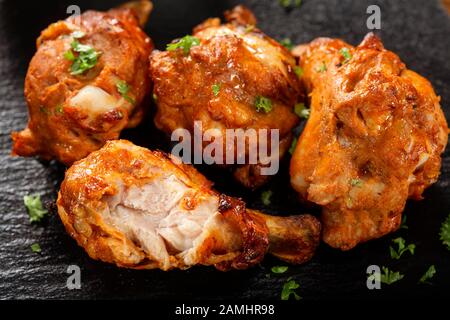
[{"x1": 0, "y1": 0, "x2": 449, "y2": 300}]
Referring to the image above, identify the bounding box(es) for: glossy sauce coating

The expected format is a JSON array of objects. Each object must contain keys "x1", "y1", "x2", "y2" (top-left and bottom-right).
[
  {"x1": 290, "y1": 33, "x2": 448, "y2": 250},
  {"x1": 12, "y1": 7, "x2": 153, "y2": 165}
]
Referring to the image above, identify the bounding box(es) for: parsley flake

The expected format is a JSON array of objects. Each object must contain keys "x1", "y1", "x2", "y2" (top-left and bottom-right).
[
  {"x1": 289, "y1": 136, "x2": 298, "y2": 155},
  {"x1": 281, "y1": 277, "x2": 302, "y2": 300},
  {"x1": 340, "y1": 47, "x2": 352, "y2": 63},
  {"x1": 350, "y1": 178, "x2": 363, "y2": 187},
  {"x1": 440, "y1": 214, "x2": 450, "y2": 250},
  {"x1": 380, "y1": 266, "x2": 404, "y2": 285},
  {"x1": 294, "y1": 103, "x2": 310, "y2": 119},
  {"x1": 280, "y1": 38, "x2": 294, "y2": 51},
  {"x1": 55, "y1": 105, "x2": 64, "y2": 115},
  {"x1": 261, "y1": 190, "x2": 273, "y2": 206},
  {"x1": 389, "y1": 237, "x2": 415, "y2": 260},
  {"x1": 116, "y1": 80, "x2": 135, "y2": 104},
  {"x1": 294, "y1": 66, "x2": 303, "y2": 78},
  {"x1": 212, "y1": 83, "x2": 221, "y2": 97},
  {"x1": 31, "y1": 243, "x2": 41, "y2": 253},
  {"x1": 279, "y1": 0, "x2": 302, "y2": 8},
  {"x1": 255, "y1": 96, "x2": 273, "y2": 113},
  {"x1": 419, "y1": 265, "x2": 436, "y2": 284},
  {"x1": 65, "y1": 40, "x2": 100, "y2": 75},
  {"x1": 24, "y1": 195, "x2": 48, "y2": 223},
  {"x1": 63, "y1": 50, "x2": 75, "y2": 61},
  {"x1": 166, "y1": 35, "x2": 200, "y2": 55},
  {"x1": 271, "y1": 266, "x2": 288, "y2": 274},
  {"x1": 400, "y1": 215, "x2": 408, "y2": 229}
]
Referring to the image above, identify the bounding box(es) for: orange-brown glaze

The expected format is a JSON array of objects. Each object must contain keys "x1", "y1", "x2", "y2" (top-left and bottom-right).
[
  {"x1": 150, "y1": 5, "x2": 302, "y2": 189},
  {"x1": 290, "y1": 33, "x2": 448, "y2": 250},
  {"x1": 12, "y1": 5, "x2": 153, "y2": 165},
  {"x1": 58, "y1": 140, "x2": 320, "y2": 270}
]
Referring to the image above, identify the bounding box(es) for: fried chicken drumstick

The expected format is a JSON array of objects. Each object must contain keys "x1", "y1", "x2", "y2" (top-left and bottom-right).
[
  {"x1": 150, "y1": 5, "x2": 302, "y2": 189},
  {"x1": 290, "y1": 33, "x2": 448, "y2": 250},
  {"x1": 57, "y1": 140, "x2": 320, "y2": 271},
  {"x1": 12, "y1": 1, "x2": 153, "y2": 165}
]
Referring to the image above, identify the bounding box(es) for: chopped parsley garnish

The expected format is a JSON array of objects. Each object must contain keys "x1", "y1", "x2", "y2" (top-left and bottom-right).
[
  {"x1": 389, "y1": 237, "x2": 415, "y2": 260},
  {"x1": 380, "y1": 266, "x2": 404, "y2": 285},
  {"x1": 440, "y1": 213, "x2": 450, "y2": 250},
  {"x1": 31, "y1": 243, "x2": 41, "y2": 253},
  {"x1": 317, "y1": 61, "x2": 327, "y2": 73},
  {"x1": 63, "y1": 50, "x2": 75, "y2": 61},
  {"x1": 166, "y1": 35, "x2": 200, "y2": 55},
  {"x1": 339, "y1": 47, "x2": 352, "y2": 63},
  {"x1": 350, "y1": 178, "x2": 363, "y2": 187},
  {"x1": 64, "y1": 39, "x2": 100, "y2": 75},
  {"x1": 271, "y1": 266, "x2": 288, "y2": 274},
  {"x1": 289, "y1": 137, "x2": 298, "y2": 155},
  {"x1": 419, "y1": 265, "x2": 436, "y2": 284},
  {"x1": 280, "y1": 38, "x2": 294, "y2": 50},
  {"x1": 55, "y1": 105, "x2": 64, "y2": 115},
  {"x1": 261, "y1": 190, "x2": 273, "y2": 206},
  {"x1": 212, "y1": 83, "x2": 221, "y2": 97},
  {"x1": 255, "y1": 96, "x2": 273, "y2": 113},
  {"x1": 24, "y1": 195, "x2": 48, "y2": 223},
  {"x1": 281, "y1": 277, "x2": 302, "y2": 300},
  {"x1": 294, "y1": 103, "x2": 310, "y2": 119},
  {"x1": 400, "y1": 215, "x2": 408, "y2": 229},
  {"x1": 294, "y1": 66, "x2": 303, "y2": 78},
  {"x1": 279, "y1": 0, "x2": 302, "y2": 8},
  {"x1": 116, "y1": 80, "x2": 135, "y2": 104}
]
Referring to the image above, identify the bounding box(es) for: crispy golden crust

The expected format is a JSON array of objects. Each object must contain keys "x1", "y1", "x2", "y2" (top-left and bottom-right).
[
  {"x1": 290, "y1": 33, "x2": 448, "y2": 250},
  {"x1": 149, "y1": 6, "x2": 302, "y2": 189},
  {"x1": 57, "y1": 140, "x2": 268, "y2": 270},
  {"x1": 58, "y1": 140, "x2": 320, "y2": 270},
  {"x1": 12, "y1": 7, "x2": 153, "y2": 165}
]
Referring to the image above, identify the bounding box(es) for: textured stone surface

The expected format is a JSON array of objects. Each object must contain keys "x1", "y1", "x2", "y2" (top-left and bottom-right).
[{"x1": 0, "y1": 0, "x2": 449, "y2": 300}]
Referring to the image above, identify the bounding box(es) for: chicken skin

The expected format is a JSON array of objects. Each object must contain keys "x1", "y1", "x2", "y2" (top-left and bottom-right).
[
  {"x1": 150, "y1": 5, "x2": 302, "y2": 189},
  {"x1": 57, "y1": 140, "x2": 320, "y2": 271},
  {"x1": 11, "y1": 1, "x2": 153, "y2": 165},
  {"x1": 290, "y1": 33, "x2": 448, "y2": 250}
]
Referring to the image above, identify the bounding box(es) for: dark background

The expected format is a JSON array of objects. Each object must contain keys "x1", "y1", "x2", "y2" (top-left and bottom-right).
[{"x1": 0, "y1": 0, "x2": 449, "y2": 300}]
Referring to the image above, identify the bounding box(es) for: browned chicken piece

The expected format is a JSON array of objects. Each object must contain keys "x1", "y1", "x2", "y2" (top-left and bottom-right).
[
  {"x1": 290, "y1": 33, "x2": 448, "y2": 250},
  {"x1": 11, "y1": 1, "x2": 153, "y2": 165},
  {"x1": 150, "y1": 5, "x2": 302, "y2": 189},
  {"x1": 57, "y1": 140, "x2": 320, "y2": 271}
]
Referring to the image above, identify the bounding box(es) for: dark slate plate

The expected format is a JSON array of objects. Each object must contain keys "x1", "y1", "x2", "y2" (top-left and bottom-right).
[{"x1": 0, "y1": 0, "x2": 449, "y2": 300}]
